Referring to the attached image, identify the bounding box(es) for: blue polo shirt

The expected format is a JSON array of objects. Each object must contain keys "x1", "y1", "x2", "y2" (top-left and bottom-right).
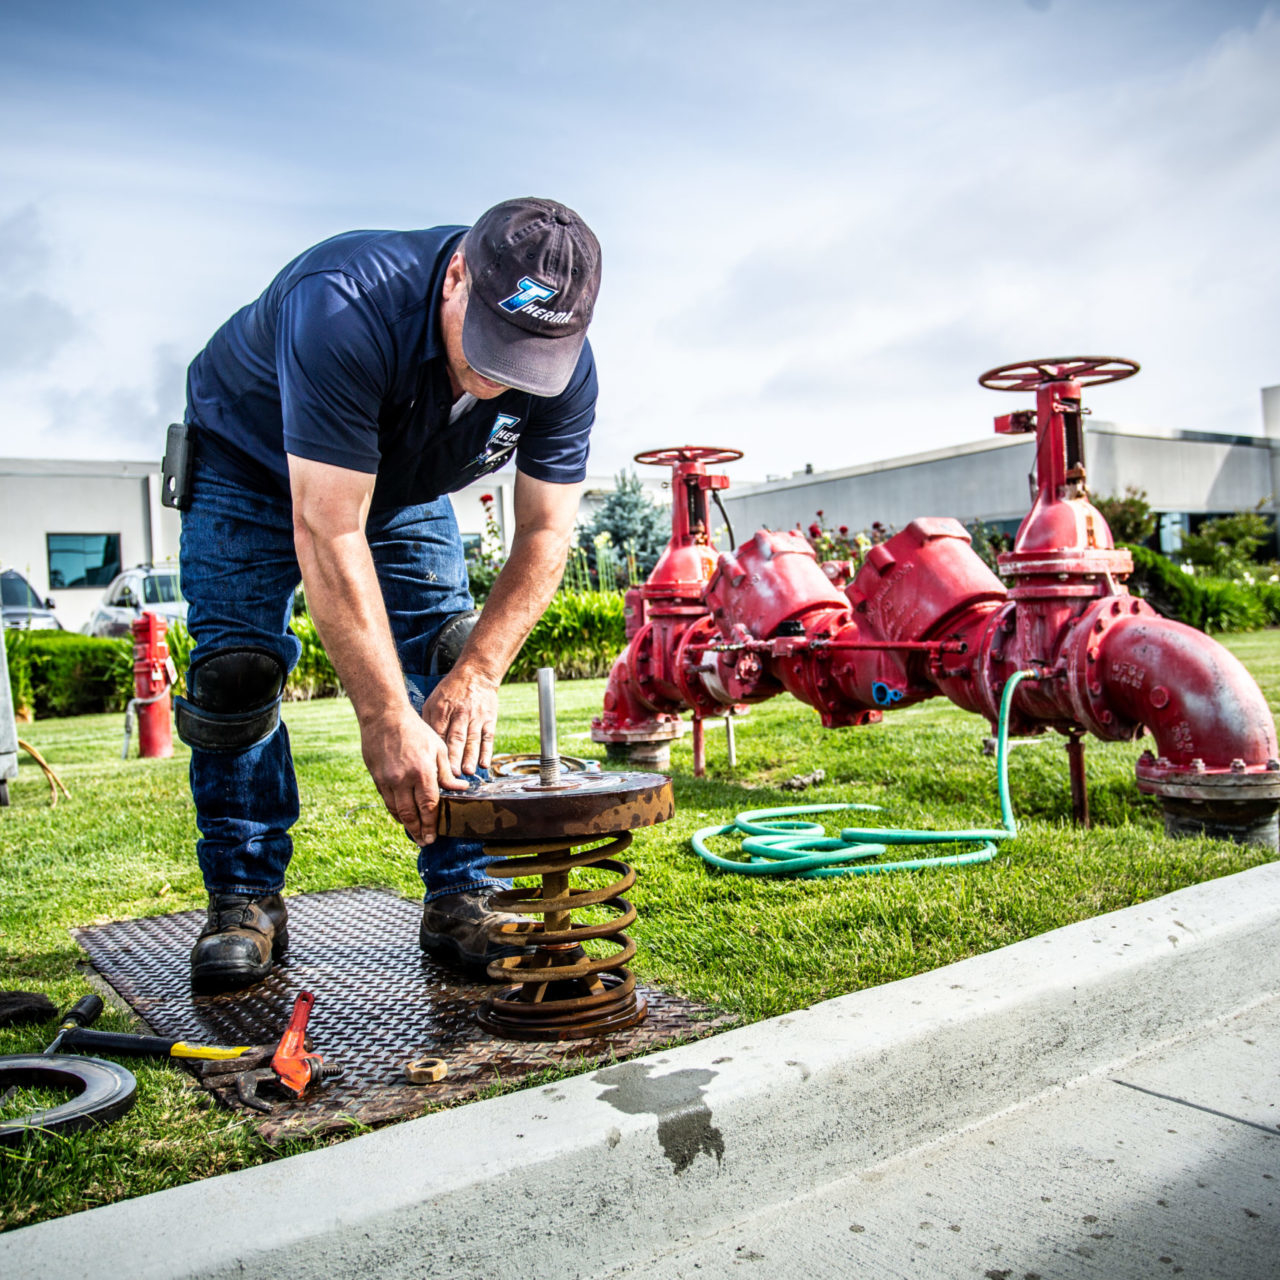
[{"x1": 185, "y1": 226, "x2": 597, "y2": 509}]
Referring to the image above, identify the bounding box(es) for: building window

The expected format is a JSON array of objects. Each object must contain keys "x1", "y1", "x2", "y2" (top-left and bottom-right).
[{"x1": 47, "y1": 533, "x2": 121, "y2": 590}]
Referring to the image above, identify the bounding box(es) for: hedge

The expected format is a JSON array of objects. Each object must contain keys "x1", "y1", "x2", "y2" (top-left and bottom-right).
[
  {"x1": 1124, "y1": 545, "x2": 1280, "y2": 633},
  {"x1": 4, "y1": 631, "x2": 133, "y2": 720},
  {"x1": 508, "y1": 591, "x2": 627, "y2": 681},
  {"x1": 4, "y1": 592, "x2": 629, "y2": 721}
]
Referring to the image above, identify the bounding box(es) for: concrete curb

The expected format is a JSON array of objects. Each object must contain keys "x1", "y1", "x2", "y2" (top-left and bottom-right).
[{"x1": 5, "y1": 862, "x2": 1280, "y2": 1279}]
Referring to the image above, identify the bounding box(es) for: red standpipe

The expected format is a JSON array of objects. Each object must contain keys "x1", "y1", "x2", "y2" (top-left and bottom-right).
[
  {"x1": 131, "y1": 611, "x2": 173, "y2": 759},
  {"x1": 591, "y1": 358, "x2": 1280, "y2": 847}
]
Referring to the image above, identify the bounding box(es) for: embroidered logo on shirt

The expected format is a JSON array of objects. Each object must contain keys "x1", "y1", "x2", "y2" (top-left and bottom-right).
[
  {"x1": 498, "y1": 277, "x2": 575, "y2": 325},
  {"x1": 471, "y1": 413, "x2": 522, "y2": 469}
]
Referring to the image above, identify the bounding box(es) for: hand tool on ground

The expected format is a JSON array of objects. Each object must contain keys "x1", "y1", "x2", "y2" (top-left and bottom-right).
[
  {"x1": 437, "y1": 668, "x2": 675, "y2": 1042},
  {"x1": 235, "y1": 990, "x2": 345, "y2": 1113},
  {"x1": 34, "y1": 992, "x2": 270, "y2": 1064}
]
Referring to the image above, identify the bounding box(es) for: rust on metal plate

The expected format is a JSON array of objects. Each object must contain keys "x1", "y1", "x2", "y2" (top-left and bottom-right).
[
  {"x1": 437, "y1": 770, "x2": 675, "y2": 839},
  {"x1": 71, "y1": 888, "x2": 727, "y2": 1142}
]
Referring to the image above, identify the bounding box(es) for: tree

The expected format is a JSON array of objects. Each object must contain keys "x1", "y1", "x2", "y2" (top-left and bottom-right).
[
  {"x1": 580, "y1": 470, "x2": 670, "y2": 584},
  {"x1": 1180, "y1": 504, "x2": 1274, "y2": 579},
  {"x1": 1093, "y1": 485, "x2": 1157, "y2": 546}
]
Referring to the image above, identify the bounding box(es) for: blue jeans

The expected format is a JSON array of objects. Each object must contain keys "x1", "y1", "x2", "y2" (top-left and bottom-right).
[{"x1": 180, "y1": 457, "x2": 507, "y2": 903}]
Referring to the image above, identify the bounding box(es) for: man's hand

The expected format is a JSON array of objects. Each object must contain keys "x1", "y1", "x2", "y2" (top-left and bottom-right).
[
  {"x1": 424, "y1": 668, "x2": 500, "y2": 776},
  {"x1": 361, "y1": 709, "x2": 470, "y2": 845}
]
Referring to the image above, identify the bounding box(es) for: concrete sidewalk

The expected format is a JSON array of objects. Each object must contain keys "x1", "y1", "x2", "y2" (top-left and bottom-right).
[
  {"x1": 3, "y1": 861, "x2": 1279, "y2": 1279},
  {"x1": 608, "y1": 995, "x2": 1280, "y2": 1278}
]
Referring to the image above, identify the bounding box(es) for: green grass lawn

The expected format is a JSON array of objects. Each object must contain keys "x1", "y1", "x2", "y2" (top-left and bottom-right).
[{"x1": 2, "y1": 630, "x2": 1277, "y2": 1229}]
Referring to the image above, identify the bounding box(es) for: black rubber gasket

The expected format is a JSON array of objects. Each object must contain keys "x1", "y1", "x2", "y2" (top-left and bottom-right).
[{"x1": 0, "y1": 1054, "x2": 137, "y2": 1147}]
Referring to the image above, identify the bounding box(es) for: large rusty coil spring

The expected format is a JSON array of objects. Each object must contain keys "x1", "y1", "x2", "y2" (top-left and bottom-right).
[
  {"x1": 478, "y1": 831, "x2": 647, "y2": 1040},
  {"x1": 435, "y1": 762, "x2": 675, "y2": 1043}
]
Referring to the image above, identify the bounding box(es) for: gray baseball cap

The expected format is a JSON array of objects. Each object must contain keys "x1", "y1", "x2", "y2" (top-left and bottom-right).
[{"x1": 461, "y1": 197, "x2": 602, "y2": 397}]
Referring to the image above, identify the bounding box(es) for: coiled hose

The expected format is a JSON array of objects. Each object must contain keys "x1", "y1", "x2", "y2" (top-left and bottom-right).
[{"x1": 691, "y1": 669, "x2": 1037, "y2": 878}]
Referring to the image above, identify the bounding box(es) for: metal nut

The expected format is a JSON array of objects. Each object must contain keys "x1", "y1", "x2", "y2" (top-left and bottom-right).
[{"x1": 404, "y1": 1057, "x2": 448, "y2": 1085}]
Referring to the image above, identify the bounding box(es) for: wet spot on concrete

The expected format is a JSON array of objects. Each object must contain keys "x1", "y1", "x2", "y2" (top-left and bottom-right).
[
  {"x1": 948, "y1": 1225, "x2": 962, "y2": 1233},
  {"x1": 734, "y1": 1246, "x2": 765, "y2": 1261},
  {"x1": 1083, "y1": 1214, "x2": 1098, "y2": 1223},
  {"x1": 593, "y1": 1061, "x2": 724, "y2": 1174},
  {"x1": 849, "y1": 1224, "x2": 866, "y2": 1233}
]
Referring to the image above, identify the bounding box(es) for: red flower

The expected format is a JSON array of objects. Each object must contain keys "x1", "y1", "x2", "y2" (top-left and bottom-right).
[
  {"x1": 816, "y1": 510, "x2": 824, "y2": 518},
  {"x1": 480, "y1": 493, "x2": 494, "y2": 504},
  {"x1": 808, "y1": 522, "x2": 821, "y2": 537},
  {"x1": 839, "y1": 525, "x2": 849, "y2": 536}
]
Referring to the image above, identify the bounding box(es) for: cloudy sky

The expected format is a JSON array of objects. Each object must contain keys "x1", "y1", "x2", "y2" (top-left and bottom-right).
[{"x1": 2, "y1": 0, "x2": 1277, "y2": 482}]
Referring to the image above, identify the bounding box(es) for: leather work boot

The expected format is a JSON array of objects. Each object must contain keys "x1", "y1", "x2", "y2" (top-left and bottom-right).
[
  {"x1": 190, "y1": 893, "x2": 289, "y2": 992},
  {"x1": 419, "y1": 890, "x2": 535, "y2": 976}
]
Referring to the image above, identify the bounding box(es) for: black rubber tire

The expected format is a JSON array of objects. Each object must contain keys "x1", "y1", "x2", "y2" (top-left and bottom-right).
[{"x1": 0, "y1": 1054, "x2": 137, "y2": 1146}]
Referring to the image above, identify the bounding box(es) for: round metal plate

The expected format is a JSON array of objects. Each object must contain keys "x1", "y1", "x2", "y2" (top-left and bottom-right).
[{"x1": 437, "y1": 771, "x2": 675, "y2": 839}]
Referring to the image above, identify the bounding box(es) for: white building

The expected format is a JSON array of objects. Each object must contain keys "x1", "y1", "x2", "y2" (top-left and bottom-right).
[{"x1": 720, "y1": 386, "x2": 1280, "y2": 557}]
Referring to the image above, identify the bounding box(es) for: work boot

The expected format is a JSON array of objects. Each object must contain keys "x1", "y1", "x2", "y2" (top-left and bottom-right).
[
  {"x1": 419, "y1": 890, "x2": 535, "y2": 977},
  {"x1": 190, "y1": 893, "x2": 288, "y2": 992}
]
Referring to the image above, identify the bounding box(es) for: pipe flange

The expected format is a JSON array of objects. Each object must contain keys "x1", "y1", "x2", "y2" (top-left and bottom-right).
[
  {"x1": 1136, "y1": 754, "x2": 1280, "y2": 803},
  {"x1": 1063, "y1": 595, "x2": 1158, "y2": 736}
]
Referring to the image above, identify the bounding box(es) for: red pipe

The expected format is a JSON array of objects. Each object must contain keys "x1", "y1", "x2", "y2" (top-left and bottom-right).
[{"x1": 592, "y1": 361, "x2": 1280, "y2": 845}]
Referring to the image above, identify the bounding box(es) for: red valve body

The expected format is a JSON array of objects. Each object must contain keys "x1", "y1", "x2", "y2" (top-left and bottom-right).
[{"x1": 593, "y1": 378, "x2": 1280, "y2": 846}]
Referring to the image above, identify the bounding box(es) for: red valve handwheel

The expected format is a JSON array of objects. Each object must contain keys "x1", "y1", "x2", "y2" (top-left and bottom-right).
[
  {"x1": 978, "y1": 356, "x2": 1139, "y2": 392},
  {"x1": 633, "y1": 446, "x2": 744, "y2": 466}
]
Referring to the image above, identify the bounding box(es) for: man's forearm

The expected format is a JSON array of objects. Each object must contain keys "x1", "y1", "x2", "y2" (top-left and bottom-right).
[
  {"x1": 293, "y1": 524, "x2": 407, "y2": 726},
  {"x1": 454, "y1": 526, "x2": 571, "y2": 682}
]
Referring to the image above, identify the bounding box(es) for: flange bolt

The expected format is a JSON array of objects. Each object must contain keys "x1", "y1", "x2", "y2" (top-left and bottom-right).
[
  {"x1": 1150, "y1": 686, "x2": 1169, "y2": 709},
  {"x1": 1268, "y1": 759, "x2": 1280, "y2": 772},
  {"x1": 1230, "y1": 758, "x2": 1247, "y2": 773}
]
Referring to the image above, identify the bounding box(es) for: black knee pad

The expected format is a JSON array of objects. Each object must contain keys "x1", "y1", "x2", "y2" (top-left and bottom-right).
[
  {"x1": 175, "y1": 647, "x2": 287, "y2": 753},
  {"x1": 427, "y1": 609, "x2": 481, "y2": 676}
]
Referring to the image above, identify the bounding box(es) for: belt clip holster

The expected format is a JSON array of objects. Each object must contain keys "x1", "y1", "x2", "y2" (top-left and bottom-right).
[{"x1": 161, "y1": 422, "x2": 195, "y2": 511}]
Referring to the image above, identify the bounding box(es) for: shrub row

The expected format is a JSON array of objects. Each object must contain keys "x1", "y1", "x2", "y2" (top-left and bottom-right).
[
  {"x1": 1125, "y1": 545, "x2": 1280, "y2": 633},
  {"x1": 507, "y1": 590, "x2": 627, "y2": 681},
  {"x1": 4, "y1": 592, "x2": 627, "y2": 720},
  {"x1": 3, "y1": 631, "x2": 133, "y2": 719}
]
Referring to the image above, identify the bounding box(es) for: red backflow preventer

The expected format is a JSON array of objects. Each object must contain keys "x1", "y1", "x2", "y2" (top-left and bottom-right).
[{"x1": 592, "y1": 358, "x2": 1280, "y2": 848}]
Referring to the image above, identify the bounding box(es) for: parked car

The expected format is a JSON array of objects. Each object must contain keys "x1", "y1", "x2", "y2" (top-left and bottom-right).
[
  {"x1": 83, "y1": 565, "x2": 188, "y2": 638},
  {"x1": 1, "y1": 568, "x2": 62, "y2": 630}
]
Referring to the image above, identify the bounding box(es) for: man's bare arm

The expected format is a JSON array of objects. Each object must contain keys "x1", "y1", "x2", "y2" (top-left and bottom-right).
[
  {"x1": 288, "y1": 455, "x2": 466, "y2": 844},
  {"x1": 425, "y1": 471, "x2": 583, "y2": 774}
]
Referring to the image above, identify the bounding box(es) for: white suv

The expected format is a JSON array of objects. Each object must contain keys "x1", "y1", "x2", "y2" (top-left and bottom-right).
[{"x1": 84, "y1": 566, "x2": 188, "y2": 638}]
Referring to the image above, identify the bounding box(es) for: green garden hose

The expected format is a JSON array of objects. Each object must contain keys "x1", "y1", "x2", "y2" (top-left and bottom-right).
[{"x1": 691, "y1": 669, "x2": 1038, "y2": 879}]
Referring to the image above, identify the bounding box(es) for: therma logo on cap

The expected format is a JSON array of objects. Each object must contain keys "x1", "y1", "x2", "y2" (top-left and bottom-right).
[{"x1": 498, "y1": 277, "x2": 575, "y2": 326}]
